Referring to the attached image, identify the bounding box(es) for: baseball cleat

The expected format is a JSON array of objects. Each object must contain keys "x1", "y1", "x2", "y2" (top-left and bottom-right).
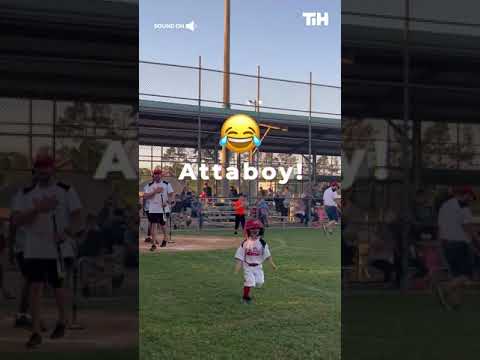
[
  {"x1": 145, "y1": 237, "x2": 152, "y2": 243},
  {"x1": 26, "y1": 333, "x2": 42, "y2": 349},
  {"x1": 160, "y1": 240, "x2": 167, "y2": 248},
  {"x1": 150, "y1": 244, "x2": 157, "y2": 251}
]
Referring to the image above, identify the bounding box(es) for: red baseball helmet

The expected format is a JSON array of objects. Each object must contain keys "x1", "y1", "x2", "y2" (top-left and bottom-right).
[
  {"x1": 330, "y1": 181, "x2": 338, "y2": 187},
  {"x1": 152, "y1": 168, "x2": 162, "y2": 175},
  {"x1": 245, "y1": 219, "x2": 263, "y2": 231}
]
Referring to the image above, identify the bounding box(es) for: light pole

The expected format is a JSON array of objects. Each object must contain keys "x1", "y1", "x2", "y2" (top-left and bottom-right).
[
  {"x1": 223, "y1": 0, "x2": 230, "y2": 108},
  {"x1": 221, "y1": 0, "x2": 231, "y2": 200}
]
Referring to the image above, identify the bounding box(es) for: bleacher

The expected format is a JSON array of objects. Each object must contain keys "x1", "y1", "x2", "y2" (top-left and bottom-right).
[{"x1": 143, "y1": 198, "x2": 309, "y2": 230}]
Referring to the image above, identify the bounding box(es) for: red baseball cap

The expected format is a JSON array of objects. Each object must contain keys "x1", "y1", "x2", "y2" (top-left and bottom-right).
[
  {"x1": 460, "y1": 186, "x2": 476, "y2": 200},
  {"x1": 330, "y1": 181, "x2": 338, "y2": 187},
  {"x1": 152, "y1": 168, "x2": 162, "y2": 175}
]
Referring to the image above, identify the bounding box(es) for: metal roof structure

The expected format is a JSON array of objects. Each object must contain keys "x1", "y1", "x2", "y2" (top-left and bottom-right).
[
  {"x1": 139, "y1": 100, "x2": 341, "y2": 156},
  {"x1": 343, "y1": 20, "x2": 480, "y2": 123}
]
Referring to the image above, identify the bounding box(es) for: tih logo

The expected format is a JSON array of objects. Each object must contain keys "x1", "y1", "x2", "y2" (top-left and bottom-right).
[{"x1": 302, "y1": 12, "x2": 329, "y2": 27}]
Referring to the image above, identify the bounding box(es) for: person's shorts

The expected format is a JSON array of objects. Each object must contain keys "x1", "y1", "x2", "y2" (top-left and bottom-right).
[
  {"x1": 443, "y1": 242, "x2": 473, "y2": 278},
  {"x1": 243, "y1": 265, "x2": 264, "y2": 288},
  {"x1": 24, "y1": 259, "x2": 64, "y2": 288},
  {"x1": 325, "y1": 206, "x2": 339, "y2": 222},
  {"x1": 147, "y1": 212, "x2": 169, "y2": 225},
  {"x1": 15, "y1": 252, "x2": 27, "y2": 277}
]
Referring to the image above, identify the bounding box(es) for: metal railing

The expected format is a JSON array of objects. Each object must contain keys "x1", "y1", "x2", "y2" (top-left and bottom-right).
[{"x1": 139, "y1": 60, "x2": 341, "y2": 119}]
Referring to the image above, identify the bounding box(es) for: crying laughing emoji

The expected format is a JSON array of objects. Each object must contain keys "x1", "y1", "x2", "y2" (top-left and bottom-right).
[{"x1": 219, "y1": 114, "x2": 262, "y2": 153}]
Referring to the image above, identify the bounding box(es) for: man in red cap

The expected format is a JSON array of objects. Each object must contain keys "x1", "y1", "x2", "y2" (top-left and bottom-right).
[
  {"x1": 322, "y1": 181, "x2": 340, "y2": 234},
  {"x1": 11, "y1": 153, "x2": 82, "y2": 348},
  {"x1": 142, "y1": 168, "x2": 174, "y2": 250},
  {"x1": 436, "y1": 185, "x2": 479, "y2": 310}
]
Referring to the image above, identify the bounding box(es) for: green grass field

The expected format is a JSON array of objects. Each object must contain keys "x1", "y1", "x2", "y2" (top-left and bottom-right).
[
  {"x1": 140, "y1": 228, "x2": 341, "y2": 360},
  {"x1": 3, "y1": 349, "x2": 138, "y2": 360},
  {"x1": 343, "y1": 292, "x2": 480, "y2": 360}
]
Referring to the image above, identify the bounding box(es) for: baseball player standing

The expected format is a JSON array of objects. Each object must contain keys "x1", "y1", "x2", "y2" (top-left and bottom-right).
[
  {"x1": 323, "y1": 181, "x2": 340, "y2": 234},
  {"x1": 234, "y1": 219, "x2": 277, "y2": 304},
  {"x1": 142, "y1": 168, "x2": 174, "y2": 250},
  {"x1": 11, "y1": 153, "x2": 82, "y2": 348},
  {"x1": 143, "y1": 174, "x2": 153, "y2": 243}
]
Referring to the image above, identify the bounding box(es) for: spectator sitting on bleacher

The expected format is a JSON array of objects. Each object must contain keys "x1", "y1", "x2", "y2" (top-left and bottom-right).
[
  {"x1": 411, "y1": 189, "x2": 436, "y2": 242},
  {"x1": 199, "y1": 191, "x2": 207, "y2": 206},
  {"x1": 368, "y1": 223, "x2": 398, "y2": 286},
  {"x1": 267, "y1": 187, "x2": 274, "y2": 200},
  {"x1": 171, "y1": 194, "x2": 184, "y2": 229},
  {"x1": 294, "y1": 199, "x2": 306, "y2": 224},
  {"x1": 230, "y1": 186, "x2": 239, "y2": 199},
  {"x1": 259, "y1": 186, "x2": 267, "y2": 198},
  {"x1": 183, "y1": 191, "x2": 193, "y2": 212},
  {"x1": 79, "y1": 214, "x2": 104, "y2": 257},
  {"x1": 282, "y1": 187, "x2": 292, "y2": 219},
  {"x1": 302, "y1": 191, "x2": 311, "y2": 226},
  {"x1": 180, "y1": 186, "x2": 187, "y2": 201},
  {"x1": 191, "y1": 193, "x2": 204, "y2": 230},
  {"x1": 78, "y1": 214, "x2": 104, "y2": 297},
  {"x1": 341, "y1": 193, "x2": 361, "y2": 268},
  {"x1": 203, "y1": 182, "x2": 213, "y2": 204},
  {"x1": 257, "y1": 197, "x2": 269, "y2": 227},
  {"x1": 274, "y1": 192, "x2": 283, "y2": 215}
]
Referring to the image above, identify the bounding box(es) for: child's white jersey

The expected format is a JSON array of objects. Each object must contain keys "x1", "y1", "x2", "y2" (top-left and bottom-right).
[{"x1": 234, "y1": 238, "x2": 271, "y2": 266}]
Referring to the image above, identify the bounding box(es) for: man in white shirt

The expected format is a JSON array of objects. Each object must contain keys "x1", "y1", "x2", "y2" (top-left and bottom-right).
[
  {"x1": 323, "y1": 181, "x2": 340, "y2": 233},
  {"x1": 437, "y1": 186, "x2": 479, "y2": 310},
  {"x1": 142, "y1": 168, "x2": 174, "y2": 250},
  {"x1": 12, "y1": 154, "x2": 82, "y2": 348}
]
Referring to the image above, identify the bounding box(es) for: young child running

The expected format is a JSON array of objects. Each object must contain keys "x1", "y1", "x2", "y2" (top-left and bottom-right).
[{"x1": 234, "y1": 219, "x2": 277, "y2": 304}]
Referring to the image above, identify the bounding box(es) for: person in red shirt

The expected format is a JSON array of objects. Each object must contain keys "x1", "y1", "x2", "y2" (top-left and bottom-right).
[{"x1": 233, "y1": 194, "x2": 247, "y2": 235}]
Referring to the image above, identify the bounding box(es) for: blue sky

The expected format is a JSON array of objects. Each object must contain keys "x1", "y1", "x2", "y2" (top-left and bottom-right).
[{"x1": 140, "y1": 0, "x2": 341, "y2": 117}]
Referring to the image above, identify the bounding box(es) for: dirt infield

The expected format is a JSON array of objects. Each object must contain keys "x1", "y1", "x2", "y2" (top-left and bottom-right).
[
  {"x1": 139, "y1": 234, "x2": 240, "y2": 252},
  {"x1": 0, "y1": 306, "x2": 137, "y2": 352}
]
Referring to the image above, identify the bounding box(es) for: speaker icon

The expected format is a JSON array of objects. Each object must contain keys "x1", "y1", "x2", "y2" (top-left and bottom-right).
[{"x1": 185, "y1": 20, "x2": 196, "y2": 32}]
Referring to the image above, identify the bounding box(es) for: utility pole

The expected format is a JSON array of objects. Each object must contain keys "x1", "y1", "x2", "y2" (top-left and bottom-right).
[{"x1": 221, "y1": 0, "x2": 231, "y2": 200}]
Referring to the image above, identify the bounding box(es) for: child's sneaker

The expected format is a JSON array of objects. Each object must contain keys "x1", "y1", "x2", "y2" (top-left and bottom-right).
[{"x1": 242, "y1": 297, "x2": 253, "y2": 304}]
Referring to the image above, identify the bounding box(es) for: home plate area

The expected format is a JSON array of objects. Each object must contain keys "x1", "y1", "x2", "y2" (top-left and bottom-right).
[{"x1": 139, "y1": 234, "x2": 240, "y2": 252}]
